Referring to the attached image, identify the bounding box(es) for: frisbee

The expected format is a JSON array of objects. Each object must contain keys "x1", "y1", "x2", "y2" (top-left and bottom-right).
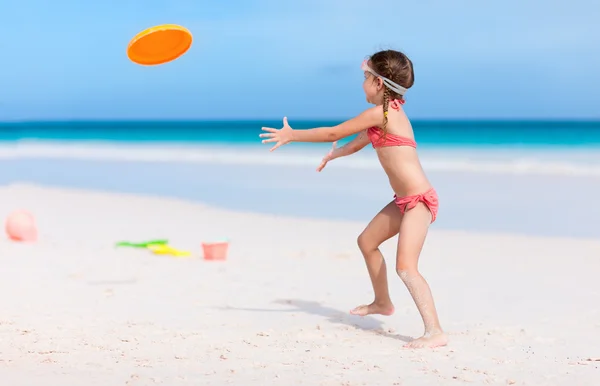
[{"x1": 127, "y1": 24, "x2": 192, "y2": 66}]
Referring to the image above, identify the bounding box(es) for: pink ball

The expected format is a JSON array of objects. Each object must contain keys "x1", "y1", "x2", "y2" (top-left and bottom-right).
[{"x1": 5, "y1": 210, "x2": 38, "y2": 242}]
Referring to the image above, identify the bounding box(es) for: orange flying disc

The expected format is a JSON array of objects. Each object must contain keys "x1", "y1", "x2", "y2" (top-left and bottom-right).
[{"x1": 127, "y1": 24, "x2": 192, "y2": 66}]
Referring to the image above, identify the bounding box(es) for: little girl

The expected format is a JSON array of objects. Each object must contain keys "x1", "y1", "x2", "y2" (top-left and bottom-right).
[{"x1": 259, "y1": 50, "x2": 447, "y2": 349}]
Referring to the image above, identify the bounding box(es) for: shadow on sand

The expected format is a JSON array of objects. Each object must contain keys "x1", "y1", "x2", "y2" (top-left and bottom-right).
[{"x1": 216, "y1": 298, "x2": 413, "y2": 343}]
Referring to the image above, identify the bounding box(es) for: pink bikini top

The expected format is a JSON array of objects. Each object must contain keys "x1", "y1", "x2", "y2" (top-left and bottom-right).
[{"x1": 367, "y1": 99, "x2": 417, "y2": 149}]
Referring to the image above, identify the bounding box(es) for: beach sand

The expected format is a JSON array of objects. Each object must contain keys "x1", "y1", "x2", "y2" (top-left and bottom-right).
[{"x1": 1, "y1": 183, "x2": 599, "y2": 385}]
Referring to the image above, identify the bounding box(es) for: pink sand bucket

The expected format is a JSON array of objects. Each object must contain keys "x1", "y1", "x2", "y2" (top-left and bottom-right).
[{"x1": 202, "y1": 241, "x2": 229, "y2": 261}]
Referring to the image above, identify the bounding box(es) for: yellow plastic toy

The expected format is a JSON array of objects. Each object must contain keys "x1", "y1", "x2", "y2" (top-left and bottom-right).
[{"x1": 148, "y1": 244, "x2": 191, "y2": 257}]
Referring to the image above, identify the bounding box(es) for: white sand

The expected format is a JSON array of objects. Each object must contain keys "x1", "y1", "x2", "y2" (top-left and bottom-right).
[{"x1": 1, "y1": 183, "x2": 599, "y2": 385}]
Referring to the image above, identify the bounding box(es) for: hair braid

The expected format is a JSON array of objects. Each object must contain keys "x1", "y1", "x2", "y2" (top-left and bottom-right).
[
  {"x1": 381, "y1": 58, "x2": 397, "y2": 137},
  {"x1": 382, "y1": 87, "x2": 390, "y2": 135}
]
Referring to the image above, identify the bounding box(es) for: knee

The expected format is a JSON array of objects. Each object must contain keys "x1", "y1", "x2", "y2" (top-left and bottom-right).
[
  {"x1": 357, "y1": 232, "x2": 377, "y2": 254},
  {"x1": 396, "y1": 265, "x2": 420, "y2": 282}
]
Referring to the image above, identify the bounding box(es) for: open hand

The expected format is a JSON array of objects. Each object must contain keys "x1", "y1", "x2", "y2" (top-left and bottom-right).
[
  {"x1": 316, "y1": 141, "x2": 337, "y2": 172},
  {"x1": 260, "y1": 117, "x2": 294, "y2": 151}
]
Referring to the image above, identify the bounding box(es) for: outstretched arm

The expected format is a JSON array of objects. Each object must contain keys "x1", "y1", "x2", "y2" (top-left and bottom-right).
[
  {"x1": 331, "y1": 131, "x2": 370, "y2": 159},
  {"x1": 316, "y1": 131, "x2": 370, "y2": 172},
  {"x1": 293, "y1": 106, "x2": 382, "y2": 142},
  {"x1": 260, "y1": 106, "x2": 383, "y2": 151}
]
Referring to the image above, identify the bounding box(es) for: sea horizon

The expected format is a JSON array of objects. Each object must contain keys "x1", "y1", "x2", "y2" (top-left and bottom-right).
[
  {"x1": 3, "y1": 117, "x2": 600, "y2": 125},
  {"x1": 2, "y1": 119, "x2": 600, "y2": 148}
]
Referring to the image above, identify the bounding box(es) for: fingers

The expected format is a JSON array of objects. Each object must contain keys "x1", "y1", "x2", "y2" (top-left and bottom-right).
[
  {"x1": 316, "y1": 156, "x2": 329, "y2": 172},
  {"x1": 332, "y1": 141, "x2": 337, "y2": 148},
  {"x1": 261, "y1": 121, "x2": 289, "y2": 151},
  {"x1": 260, "y1": 131, "x2": 276, "y2": 144},
  {"x1": 270, "y1": 142, "x2": 282, "y2": 152}
]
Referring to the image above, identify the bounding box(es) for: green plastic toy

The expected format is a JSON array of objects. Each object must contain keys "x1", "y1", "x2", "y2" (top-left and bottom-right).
[{"x1": 115, "y1": 239, "x2": 168, "y2": 248}]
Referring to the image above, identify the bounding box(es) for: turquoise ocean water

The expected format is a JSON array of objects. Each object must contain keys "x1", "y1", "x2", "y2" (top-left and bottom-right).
[
  {"x1": 1, "y1": 120, "x2": 600, "y2": 147},
  {"x1": 2, "y1": 119, "x2": 600, "y2": 238}
]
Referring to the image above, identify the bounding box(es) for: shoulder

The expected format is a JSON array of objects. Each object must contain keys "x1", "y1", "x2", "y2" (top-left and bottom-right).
[
  {"x1": 353, "y1": 105, "x2": 384, "y2": 128},
  {"x1": 329, "y1": 105, "x2": 384, "y2": 139},
  {"x1": 360, "y1": 105, "x2": 384, "y2": 121}
]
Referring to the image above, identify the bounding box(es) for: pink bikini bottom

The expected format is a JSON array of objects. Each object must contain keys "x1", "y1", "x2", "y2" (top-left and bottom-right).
[{"x1": 393, "y1": 188, "x2": 439, "y2": 223}]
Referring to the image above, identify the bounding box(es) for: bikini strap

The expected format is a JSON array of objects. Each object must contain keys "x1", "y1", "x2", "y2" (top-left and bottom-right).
[{"x1": 389, "y1": 99, "x2": 405, "y2": 111}]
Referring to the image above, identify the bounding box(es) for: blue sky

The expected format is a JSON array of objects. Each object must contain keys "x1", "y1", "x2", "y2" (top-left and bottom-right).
[{"x1": 0, "y1": 0, "x2": 598, "y2": 120}]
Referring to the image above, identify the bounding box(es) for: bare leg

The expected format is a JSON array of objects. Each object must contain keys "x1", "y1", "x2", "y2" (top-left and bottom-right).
[
  {"x1": 395, "y1": 203, "x2": 447, "y2": 349},
  {"x1": 350, "y1": 201, "x2": 403, "y2": 317}
]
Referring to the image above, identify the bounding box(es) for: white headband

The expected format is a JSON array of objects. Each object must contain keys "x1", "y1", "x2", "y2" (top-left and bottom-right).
[{"x1": 361, "y1": 60, "x2": 408, "y2": 96}]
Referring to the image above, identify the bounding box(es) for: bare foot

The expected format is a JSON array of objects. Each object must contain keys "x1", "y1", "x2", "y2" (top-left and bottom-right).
[
  {"x1": 350, "y1": 302, "x2": 395, "y2": 316},
  {"x1": 403, "y1": 332, "x2": 448, "y2": 349}
]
